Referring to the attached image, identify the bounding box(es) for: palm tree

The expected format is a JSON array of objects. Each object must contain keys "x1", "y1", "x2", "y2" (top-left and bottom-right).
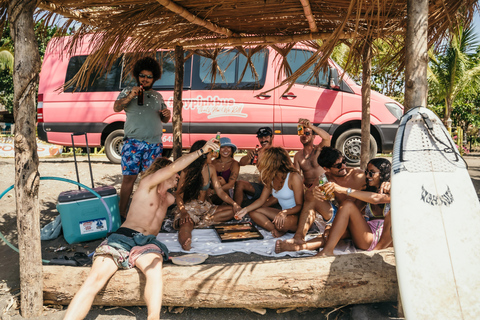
[{"x1": 428, "y1": 25, "x2": 480, "y2": 123}]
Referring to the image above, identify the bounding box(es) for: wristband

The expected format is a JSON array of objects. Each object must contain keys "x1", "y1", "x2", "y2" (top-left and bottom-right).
[
  {"x1": 198, "y1": 148, "x2": 205, "y2": 156},
  {"x1": 346, "y1": 188, "x2": 353, "y2": 195}
]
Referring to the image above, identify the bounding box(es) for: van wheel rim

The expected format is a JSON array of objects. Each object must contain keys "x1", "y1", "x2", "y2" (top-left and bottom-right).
[
  {"x1": 111, "y1": 136, "x2": 123, "y2": 159},
  {"x1": 343, "y1": 136, "x2": 361, "y2": 162}
]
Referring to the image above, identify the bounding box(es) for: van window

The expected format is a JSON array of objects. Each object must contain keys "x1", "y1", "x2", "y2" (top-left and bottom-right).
[
  {"x1": 286, "y1": 49, "x2": 328, "y2": 87},
  {"x1": 64, "y1": 55, "x2": 122, "y2": 92},
  {"x1": 121, "y1": 52, "x2": 192, "y2": 90},
  {"x1": 192, "y1": 49, "x2": 268, "y2": 90}
]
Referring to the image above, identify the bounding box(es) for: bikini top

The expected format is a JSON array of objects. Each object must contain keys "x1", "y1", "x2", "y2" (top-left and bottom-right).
[
  {"x1": 271, "y1": 172, "x2": 297, "y2": 210},
  {"x1": 365, "y1": 202, "x2": 390, "y2": 220},
  {"x1": 217, "y1": 168, "x2": 232, "y2": 182},
  {"x1": 200, "y1": 165, "x2": 211, "y2": 191}
]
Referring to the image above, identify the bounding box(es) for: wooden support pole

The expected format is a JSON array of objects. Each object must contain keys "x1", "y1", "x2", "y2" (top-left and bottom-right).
[
  {"x1": 8, "y1": 0, "x2": 43, "y2": 317},
  {"x1": 361, "y1": 40, "x2": 372, "y2": 170},
  {"x1": 404, "y1": 0, "x2": 428, "y2": 113},
  {"x1": 172, "y1": 46, "x2": 184, "y2": 160},
  {"x1": 43, "y1": 249, "x2": 398, "y2": 308}
]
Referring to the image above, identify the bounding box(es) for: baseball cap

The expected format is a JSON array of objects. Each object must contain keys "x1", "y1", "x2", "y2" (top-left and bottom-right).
[{"x1": 256, "y1": 127, "x2": 273, "y2": 137}]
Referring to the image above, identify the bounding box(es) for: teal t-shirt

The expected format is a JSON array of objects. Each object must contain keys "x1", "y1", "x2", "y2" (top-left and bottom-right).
[{"x1": 117, "y1": 87, "x2": 167, "y2": 144}]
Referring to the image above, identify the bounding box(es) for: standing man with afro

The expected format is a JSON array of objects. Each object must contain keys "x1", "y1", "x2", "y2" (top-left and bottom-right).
[{"x1": 114, "y1": 57, "x2": 171, "y2": 219}]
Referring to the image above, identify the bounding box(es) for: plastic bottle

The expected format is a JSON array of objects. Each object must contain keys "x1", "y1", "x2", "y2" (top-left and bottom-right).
[
  {"x1": 318, "y1": 173, "x2": 334, "y2": 201},
  {"x1": 251, "y1": 145, "x2": 259, "y2": 165},
  {"x1": 297, "y1": 123, "x2": 304, "y2": 135},
  {"x1": 137, "y1": 85, "x2": 144, "y2": 106}
]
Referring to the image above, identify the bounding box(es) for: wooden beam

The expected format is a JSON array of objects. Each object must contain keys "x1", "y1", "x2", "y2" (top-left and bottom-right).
[
  {"x1": 404, "y1": 0, "x2": 428, "y2": 112},
  {"x1": 43, "y1": 249, "x2": 398, "y2": 308},
  {"x1": 172, "y1": 46, "x2": 184, "y2": 160},
  {"x1": 170, "y1": 31, "x2": 359, "y2": 48},
  {"x1": 361, "y1": 40, "x2": 372, "y2": 170},
  {"x1": 299, "y1": 0, "x2": 319, "y2": 33},
  {"x1": 8, "y1": 0, "x2": 43, "y2": 316},
  {"x1": 156, "y1": 0, "x2": 237, "y2": 37}
]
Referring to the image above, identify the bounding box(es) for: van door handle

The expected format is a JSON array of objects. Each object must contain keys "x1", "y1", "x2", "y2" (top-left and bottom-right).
[
  {"x1": 256, "y1": 94, "x2": 271, "y2": 98},
  {"x1": 282, "y1": 93, "x2": 297, "y2": 98}
]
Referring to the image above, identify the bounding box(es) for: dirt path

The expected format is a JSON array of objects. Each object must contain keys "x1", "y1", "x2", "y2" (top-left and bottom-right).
[{"x1": 1, "y1": 153, "x2": 479, "y2": 319}]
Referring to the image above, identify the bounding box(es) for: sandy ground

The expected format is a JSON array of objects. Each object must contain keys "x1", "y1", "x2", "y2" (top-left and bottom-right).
[{"x1": 1, "y1": 153, "x2": 479, "y2": 319}]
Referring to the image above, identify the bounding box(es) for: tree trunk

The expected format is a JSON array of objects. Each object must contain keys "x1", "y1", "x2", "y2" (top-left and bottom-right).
[
  {"x1": 361, "y1": 40, "x2": 372, "y2": 170},
  {"x1": 43, "y1": 249, "x2": 398, "y2": 308},
  {"x1": 173, "y1": 46, "x2": 184, "y2": 160},
  {"x1": 8, "y1": 0, "x2": 43, "y2": 317},
  {"x1": 404, "y1": 0, "x2": 428, "y2": 113}
]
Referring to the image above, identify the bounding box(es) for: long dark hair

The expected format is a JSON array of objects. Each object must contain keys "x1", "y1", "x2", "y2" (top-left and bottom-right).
[
  {"x1": 366, "y1": 158, "x2": 391, "y2": 192},
  {"x1": 181, "y1": 140, "x2": 207, "y2": 203}
]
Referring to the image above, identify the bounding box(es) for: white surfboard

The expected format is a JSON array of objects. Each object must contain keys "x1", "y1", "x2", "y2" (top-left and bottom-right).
[{"x1": 391, "y1": 107, "x2": 480, "y2": 320}]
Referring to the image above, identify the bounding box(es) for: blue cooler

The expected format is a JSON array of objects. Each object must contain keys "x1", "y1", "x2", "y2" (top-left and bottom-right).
[{"x1": 57, "y1": 186, "x2": 121, "y2": 244}]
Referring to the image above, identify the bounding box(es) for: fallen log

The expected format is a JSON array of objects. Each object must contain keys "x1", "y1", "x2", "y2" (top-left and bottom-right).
[{"x1": 43, "y1": 248, "x2": 397, "y2": 308}]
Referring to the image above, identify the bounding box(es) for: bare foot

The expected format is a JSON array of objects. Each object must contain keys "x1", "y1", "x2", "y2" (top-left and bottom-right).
[
  {"x1": 316, "y1": 249, "x2": 334, "y2": 257},
  {"x1": 271, "y1": 229, "x2": 286, "y2": 238},
  {"x1": 275, "y1": 240, "x2": 307, "y2": 253},
  {"x1": 181, "y1": 238, "x2": 192, "y2": 251},
  {"x1": 291, "y1": 235, "x2": 306, "y2": 245}
]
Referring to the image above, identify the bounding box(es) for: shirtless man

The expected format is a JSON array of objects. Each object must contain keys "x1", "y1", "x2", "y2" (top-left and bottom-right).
[
  {"x1": 234, "y1": 127, "x2": 274, "y2": 205},
  {"x1": 63, "y1": 139, "x2": 219, "y2": 320},
  {"x1": 275, "y1": 147, "x2": 366, "y2": 253},
  {"x1": 293, "y1": 118, "x2": 331, "y2": 187}
]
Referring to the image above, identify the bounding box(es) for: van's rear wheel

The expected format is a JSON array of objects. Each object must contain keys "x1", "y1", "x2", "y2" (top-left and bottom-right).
[
  {"x1": 335, "y1": 128, "x2": 377, "y2": 166},
  {"x1": 105, "y1": 129, "x2": 124, "y2": 164}
]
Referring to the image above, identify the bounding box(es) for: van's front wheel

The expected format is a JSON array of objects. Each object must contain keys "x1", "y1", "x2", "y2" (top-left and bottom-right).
[
  {"x1": 335, "y1": 128, "x2": 377, "y2": 166},
  {"x1": 105, "y1": 129, "x2": 124, "y2": 164}
]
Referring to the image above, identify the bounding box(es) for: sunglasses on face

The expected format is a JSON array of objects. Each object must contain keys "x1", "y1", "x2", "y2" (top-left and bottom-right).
[
  {"x1": 331, "y1": 159, "x2": 346, "y2": 169},
  {"x1": 302, "y1": 132, "x2": 311, "y2": 136},
  {"x1": 365, "y1": 170, "x2": 379, "y2": 177},
  {"x1": 139, "y1": 74, "x2": 154, "y2": 79}
]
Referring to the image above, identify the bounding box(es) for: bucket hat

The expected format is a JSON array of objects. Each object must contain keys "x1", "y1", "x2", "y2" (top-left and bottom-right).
[{"x1": 219, "y1": 137, "x2": 237, "y2": 153}]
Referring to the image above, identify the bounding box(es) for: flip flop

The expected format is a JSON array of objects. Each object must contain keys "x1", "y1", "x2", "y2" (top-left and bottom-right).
[
  {"x1": 170, "y1": 253, "x2": 209, "y2": 266},
  {"x1": 72, "y1": 252, "x2": 92, "y2": 266},
  {"x1": 49, "y1": 255, "x2": 78, "y2": 266}
]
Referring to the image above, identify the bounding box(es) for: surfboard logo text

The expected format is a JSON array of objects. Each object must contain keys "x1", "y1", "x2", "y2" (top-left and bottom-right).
[{"x1": 420, "y1": 186, "x2": 454, "y2": 207}]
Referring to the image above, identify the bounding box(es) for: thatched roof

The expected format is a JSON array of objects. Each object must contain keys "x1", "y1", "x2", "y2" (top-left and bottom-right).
[{"x1": 1, "y1": 0, "x2": 478, "y2": 89}]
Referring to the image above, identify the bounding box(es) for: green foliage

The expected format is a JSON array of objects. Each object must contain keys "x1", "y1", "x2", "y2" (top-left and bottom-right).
[
  {"x1": 0, "y1": 21, "x2": 58, "y2": 114},
  {"x1": 428, "y1": 24, "x2": 480, "y2": 122}
]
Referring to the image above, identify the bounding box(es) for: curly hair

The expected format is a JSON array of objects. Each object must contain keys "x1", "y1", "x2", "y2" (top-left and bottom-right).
[
  {"x1": 141, "y1": 157, "x2": 172, "y2": 179},
  {"x1": 317, "y1": 147, "x2": 343, "y2": 168},
  {"x1": 180, "y1": 140, "x2": 207, "y2": 203},
  {"x1": 258, "y1": 147, "x2": 298, "y2": 187},
  {"x1": 366, "y1": 158, "x2": 391, "y2": 192},
  {"x1": 133, "y1": 57, "x2": 162, "y2": 83}
]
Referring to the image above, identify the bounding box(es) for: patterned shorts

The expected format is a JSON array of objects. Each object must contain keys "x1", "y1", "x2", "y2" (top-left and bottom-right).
[
  {"x1": 93, "y1": 227, "x2": 169, "y2": 269},
  {"x1": 121, "y1": 138, "x2": 163, "y2": 175},
  {"x1": 367, "y1": 219, "x2": 384, "y2": 251}
]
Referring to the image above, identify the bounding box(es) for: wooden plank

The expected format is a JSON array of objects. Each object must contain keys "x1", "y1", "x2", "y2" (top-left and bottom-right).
[{"x1": 43, "y1": 249, "x2": 398, "y2": 308}]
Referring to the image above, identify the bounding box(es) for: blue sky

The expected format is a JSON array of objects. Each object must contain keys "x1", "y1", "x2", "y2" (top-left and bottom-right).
[{"x1": 474, "y1": 10, "x2": 480, "y2": 37}]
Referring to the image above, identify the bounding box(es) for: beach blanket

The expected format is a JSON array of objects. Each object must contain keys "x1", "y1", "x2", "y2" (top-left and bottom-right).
[{"x1": 156, "y1": 228, "x2": 358, "y2": 258}]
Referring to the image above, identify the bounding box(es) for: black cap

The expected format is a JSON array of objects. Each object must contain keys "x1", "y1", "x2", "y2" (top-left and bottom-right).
[{"x1": 256, "y1": 127, "x2": 273, "y2": 137}]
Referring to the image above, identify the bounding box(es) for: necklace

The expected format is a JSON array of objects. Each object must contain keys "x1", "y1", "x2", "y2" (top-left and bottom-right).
[
  {"x1": 219, "y1": 159, "x2": 232, "y2": 172},
  {"x1": 303, "y1": 148, "x2": 313, "y2": 160}
]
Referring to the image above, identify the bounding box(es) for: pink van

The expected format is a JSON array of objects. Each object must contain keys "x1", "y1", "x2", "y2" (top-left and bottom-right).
[{"x1": 37, "y1": 36, "x2": 403, "y2": 165}]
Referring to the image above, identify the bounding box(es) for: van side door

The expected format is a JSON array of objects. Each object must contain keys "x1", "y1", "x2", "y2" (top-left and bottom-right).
[{"x1": 274, "y1": 49, "x2": 342, "y2": 150}]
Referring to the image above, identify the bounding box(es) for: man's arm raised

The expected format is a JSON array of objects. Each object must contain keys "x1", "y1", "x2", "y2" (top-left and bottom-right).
[
  {"x1": 299, "y1": 118, "x2": 331, "y2": 148},
  {"x1": 142, "y1": 138, "x2": 219, "y2": 189}
]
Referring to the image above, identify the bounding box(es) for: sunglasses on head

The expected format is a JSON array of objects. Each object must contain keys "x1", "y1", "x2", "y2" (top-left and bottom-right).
[
  {"x1": 365, "y1": 170, "x2": 379, "y2": 177},
  {"x1": 331, "y1": 159, "x2": 346, "y2": 169},
  {"x1": 139, "y1": 74, "x2": 154, "y2": 79}
]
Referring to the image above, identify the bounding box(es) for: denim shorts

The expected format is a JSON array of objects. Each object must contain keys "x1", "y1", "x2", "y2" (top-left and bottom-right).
[{"x1": 121, "y1": 138, "x2": 163, "y2": 175}]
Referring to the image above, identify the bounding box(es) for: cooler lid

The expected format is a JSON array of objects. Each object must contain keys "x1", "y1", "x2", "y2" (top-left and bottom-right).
[{"x1": 58, "y1": 186, "x2": 117, "y2": 203}]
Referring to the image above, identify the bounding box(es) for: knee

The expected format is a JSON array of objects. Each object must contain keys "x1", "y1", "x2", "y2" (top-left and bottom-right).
[{"x1": 235, "y1": 180, "x2": 246, "y2": 191}]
